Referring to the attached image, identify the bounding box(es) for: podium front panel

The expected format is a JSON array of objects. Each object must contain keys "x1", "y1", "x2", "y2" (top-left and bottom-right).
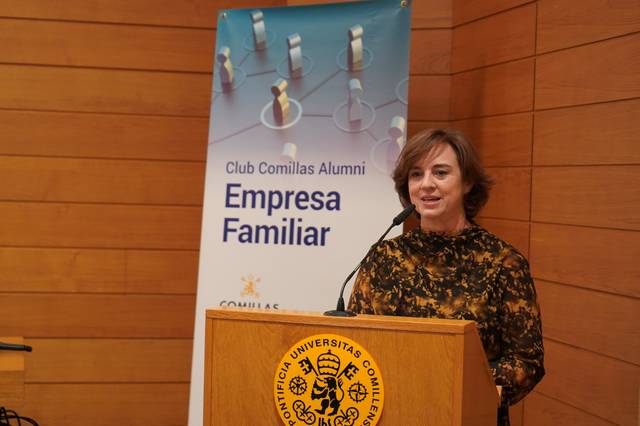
[{"x1": 203, "y1": 309, "x2": 498, "y2": 426}]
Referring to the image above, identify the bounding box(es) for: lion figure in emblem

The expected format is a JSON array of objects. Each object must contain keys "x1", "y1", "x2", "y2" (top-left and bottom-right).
[{"x1": 311, "y1": 350, "x2": 344, "y2": 416}]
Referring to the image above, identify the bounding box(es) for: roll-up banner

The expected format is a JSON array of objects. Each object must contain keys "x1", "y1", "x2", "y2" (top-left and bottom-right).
[{"x1": 189, "y1": 0, "x2": 412, "y2": 423}]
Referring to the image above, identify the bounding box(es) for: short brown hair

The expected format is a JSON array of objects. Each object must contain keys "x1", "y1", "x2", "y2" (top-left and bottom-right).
[{"x1": 392, "y1": 128, "x2": 493, "y2": 219}]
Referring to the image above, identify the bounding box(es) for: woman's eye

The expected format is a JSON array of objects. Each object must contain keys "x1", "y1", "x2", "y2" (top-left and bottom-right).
[{"x1": 434, "y1": 170, "x2": 448, "y2": 177}]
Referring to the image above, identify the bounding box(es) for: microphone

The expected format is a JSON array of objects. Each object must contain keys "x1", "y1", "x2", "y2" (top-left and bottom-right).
[
  {"x1": 392, "y1": 203, "x2": 417, "y2": 226},
  {"x1": 0, "y1": 342, "x2": 32, "y2": 352},
  {"x1": 324, "y1": 204, "x2": 416, "y2": 317}
]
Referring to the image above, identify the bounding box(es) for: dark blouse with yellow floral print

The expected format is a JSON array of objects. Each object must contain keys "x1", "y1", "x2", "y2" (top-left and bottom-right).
[{"x1": 348, "y1": 225, "x2": 544, "y2": 422}]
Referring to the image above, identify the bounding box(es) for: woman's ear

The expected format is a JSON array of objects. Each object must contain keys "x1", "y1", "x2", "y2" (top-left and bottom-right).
[{"x1": 464, "y1": 181, "x2": 473, "y2": 195}]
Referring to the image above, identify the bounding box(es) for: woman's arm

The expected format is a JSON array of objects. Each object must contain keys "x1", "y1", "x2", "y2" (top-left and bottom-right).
[{"x1": 494, "y1": 251, "x2": 545, "y2": 405}]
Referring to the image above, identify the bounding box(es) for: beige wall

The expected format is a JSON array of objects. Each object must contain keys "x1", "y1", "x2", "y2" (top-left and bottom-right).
[{"x1": 0, "y1": 0, "x2": 638, "y2": 425}]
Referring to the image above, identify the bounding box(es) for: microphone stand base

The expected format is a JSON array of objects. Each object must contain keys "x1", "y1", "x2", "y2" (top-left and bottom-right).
[{"x1": 323, "y1": 310, "x2": 357, "y2": 317}]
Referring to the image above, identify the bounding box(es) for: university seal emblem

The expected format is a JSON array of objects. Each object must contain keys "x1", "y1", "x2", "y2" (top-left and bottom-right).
[{"x1": 274, "y1": 334, "x2": 384, "y2": 426}]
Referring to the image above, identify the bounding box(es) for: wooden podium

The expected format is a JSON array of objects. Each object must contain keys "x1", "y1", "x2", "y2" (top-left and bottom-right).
[{"x1": 203, "y1": 308, "x2": 499, "y2": 426}]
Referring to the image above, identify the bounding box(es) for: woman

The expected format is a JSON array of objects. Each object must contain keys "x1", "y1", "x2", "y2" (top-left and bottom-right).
[{"x1": 348, "y1": 129, "x2": 544, "y2": 425}]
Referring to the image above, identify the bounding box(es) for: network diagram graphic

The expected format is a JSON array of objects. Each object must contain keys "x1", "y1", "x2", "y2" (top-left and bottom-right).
[{"x1": 209, "y1": 1, "x2": 411, "y2": 174}]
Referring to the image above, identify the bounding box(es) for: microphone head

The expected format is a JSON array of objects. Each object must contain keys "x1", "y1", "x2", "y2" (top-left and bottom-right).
[{"x1": 392, "y1": 204, "x2": 416, "y2": 226}]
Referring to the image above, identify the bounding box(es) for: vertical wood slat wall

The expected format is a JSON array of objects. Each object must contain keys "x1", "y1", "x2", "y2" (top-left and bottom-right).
[
  {"x1": 450, "y1": 1, "x2": 640, "y2": 425},
  {"x1": 0, "y1": 0, "x2": 450, "y2": 425}
]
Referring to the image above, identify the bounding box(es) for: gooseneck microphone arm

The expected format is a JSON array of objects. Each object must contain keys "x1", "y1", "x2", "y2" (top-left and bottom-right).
[{"x1": 324, "y1": 204, "x2": 416, "y2": 317}]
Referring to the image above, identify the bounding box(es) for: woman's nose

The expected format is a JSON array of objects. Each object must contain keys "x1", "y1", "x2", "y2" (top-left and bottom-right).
[{"x1": 420, "y1": 173, "x2": 435, "y2": 189}]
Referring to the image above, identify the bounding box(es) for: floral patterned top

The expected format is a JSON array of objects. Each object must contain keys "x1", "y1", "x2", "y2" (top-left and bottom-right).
[{"x1": 347, "y1": 225, "x2": 544, "y2": 424}]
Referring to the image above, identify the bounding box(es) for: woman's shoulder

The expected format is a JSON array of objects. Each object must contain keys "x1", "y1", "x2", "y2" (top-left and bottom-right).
[
  {"x1": 371, "y1": 231, "x2": 410, "y2": 254},
  {"x1": 377, "y1": 225, "x2": 529, "y2": 266},
  {"x1": 384, "y1": 227, "x2": 429, "y2": 251},
  {"x1": 469, "y1": 225, "x2": 530, "y2": 268},
  {"x1": 364, "y1": 229, "x2": 420, "y2": 260}
]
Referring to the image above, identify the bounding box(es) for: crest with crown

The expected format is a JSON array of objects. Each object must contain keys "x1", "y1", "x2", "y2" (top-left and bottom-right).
[{"x1": 316, "y1": 350, "x2": 341, "y2": 377}]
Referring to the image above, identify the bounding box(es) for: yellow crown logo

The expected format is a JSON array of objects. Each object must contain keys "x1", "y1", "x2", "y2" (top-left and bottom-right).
[{"x1": 317, "y1": 350, "x2": 340, "y2": 376}]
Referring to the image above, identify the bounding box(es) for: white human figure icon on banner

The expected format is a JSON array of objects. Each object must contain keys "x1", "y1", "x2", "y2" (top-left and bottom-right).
[
  {"x1": 388, "y1": 116, "x2": 407, "y2": 149},
  {"x1": 348, "y1": 78, "x2": 363, "y2": 123},
  {"x1": 281, "y1": 142, "x2": 297, "y2": 161},
  {"x1": 271, "y1": 78, "x2": 290, "y2": 126},
  {"x1": 348, "y1": 25, "x2": 363, "y2": 71},
  {"x1": 217, "y1": 46, "x2": 234, "y2": 91},
  {"x1": 287, "y1": 33, "x2": 303, "y2": 78},
  {"x1": 251, "y1": 10, "x2": 267, "y2": 50}
]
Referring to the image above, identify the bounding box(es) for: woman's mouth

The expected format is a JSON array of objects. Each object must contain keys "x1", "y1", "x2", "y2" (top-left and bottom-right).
[{"x1": 420, "y1": 196, "x2": 441, "y2": 207}]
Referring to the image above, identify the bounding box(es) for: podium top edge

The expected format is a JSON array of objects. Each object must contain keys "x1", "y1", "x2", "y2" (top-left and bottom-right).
[{"x1": 206, "y1": 308, "x2": 476, "y2": 334}]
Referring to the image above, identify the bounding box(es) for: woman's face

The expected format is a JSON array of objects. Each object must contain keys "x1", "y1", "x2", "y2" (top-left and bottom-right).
[{"x1": 408, "y1": 142, "x2": 471, "y2": 231}]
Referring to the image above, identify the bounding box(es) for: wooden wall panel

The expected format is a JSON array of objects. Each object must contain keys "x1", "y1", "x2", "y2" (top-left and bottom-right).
[
  {"x1": 474, "y1": 218, "x2": 529, "y2": 257},
  {"x1": 286, "y1": 0, "x2": 451, "y2": 29},
  {"x1": 453, "y1": 112, "x2": 532, "y2": 166},
  {"x1": 411, "y1": 30, "x2": 452, "y2": 75},
  {"x1": 0, "y1": 110, "x2": 207, "y2": 161},
  {"x1": 412, "y1": 0, "x2": 452, "y2": 29},
  {"x1": 124, "y1": 250, "x2": 199, "y2": 294},
  {"x1": 537, "y1": 0, "x2": 640, "y2": 53},
  {"x1": 447, "y1": 1, "x2": 640, "y2": 424},
  {"x1": 0, "y1": 0, "x2": 283, "y2": 28},
  {"x1": 451, "y1": 4, "x2": 536, "y2": 72},
  {"x1": 536, "y1": 280, "x2": 639, "y2": 365},
  {"x1": 530, "y1": 223, "x2": 639, "y2": 298},
  {"x1": 0, "y1": 156, "x2": 204, "y2": 205},
  {"x1": 408, "y1": 75, "x2": 451, "y2": 121},
  {"x1": 0, "y1": 19, "x2": 215, "y2": 72},
  {"x1": 481, "y1": 167, "x2": 531, "y2": 221},
  {"x1": 0, "y1": 202, "x2": 201, "y2": 249},
  {"x1": 407, "y1": 121, "x2": 451, "y2": 138},
  {"x1": 0, "y1": 248, "x2": 199, "y2": 294},
  {"x1": 25, "y1": 339, "x2": 192, "y2": 382},
  {"x1": 0, "y1": 248, "x2": 125, "y2": 293},
  {"x1": 24, "y1": 383, "x2": 189, "y2": 426},
  {"x1": 533, "y1": 98, "x2": 640, "y2": 166},
  {"x1": 450, "y1": 58, "x2": 534, "y2": 119},
  {"x1": 0, "y1": 65, "x2": 211, "y2": 116},
  {"x1": 531, "y1": 166, "x2": 640, "y2": 230},
  {"x1": 535, "y1": 33, "x2": 640, "y2": 110},
  {"x1": 525, "y1": 392, "x2": 616, "y2": 426},
  {"x1": 536, "y1": 339, "x2": 639, "y2": 425},
  {"x1": 286, "y1": 0, "x2": 347, "y2": 3},
  {"x1": 0, "y1": 294, "x2": 195, "y2": 338},
  {"x1": 452, "y1": 0, "x2": 532, "y2": 26}
]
